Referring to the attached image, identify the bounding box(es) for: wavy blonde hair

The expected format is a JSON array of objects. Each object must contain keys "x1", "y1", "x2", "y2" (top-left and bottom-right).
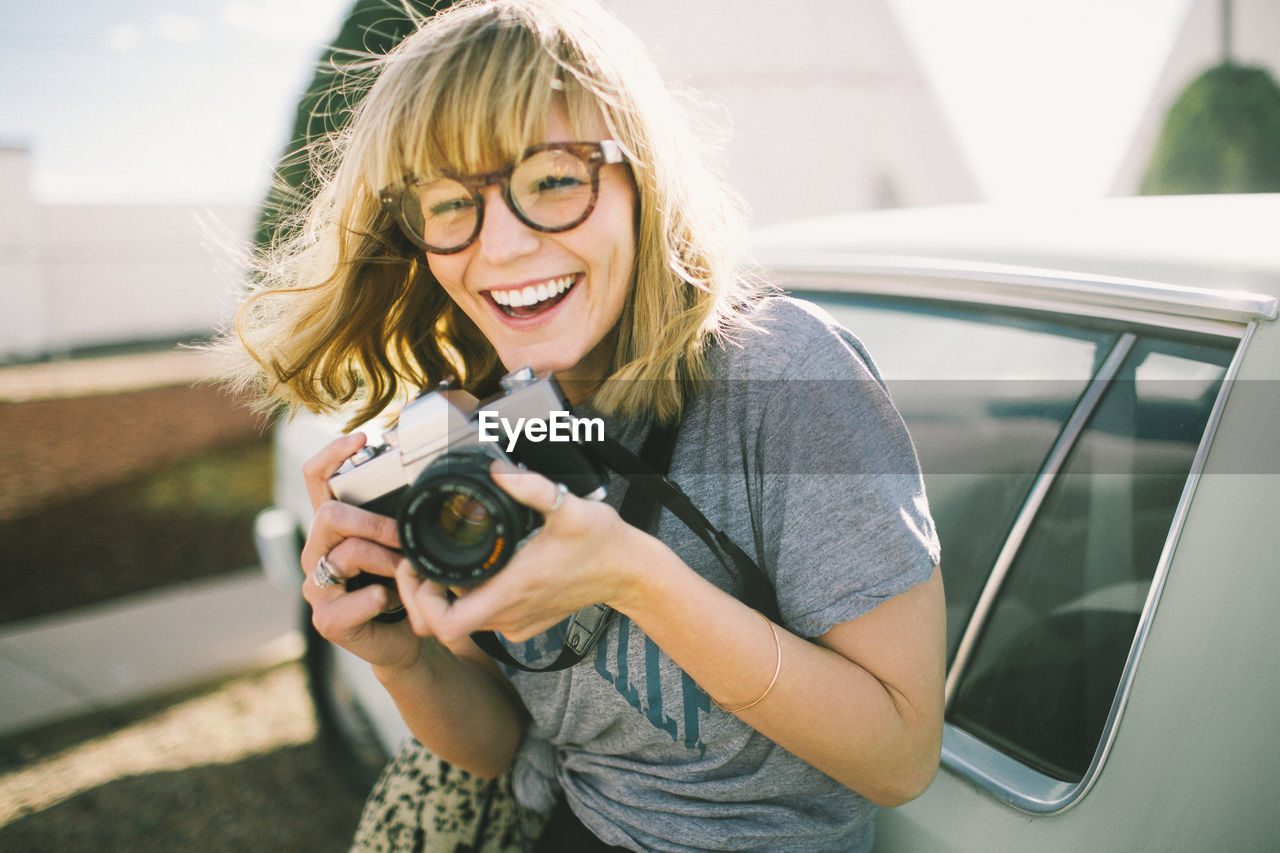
[{"x1": 224, "y1": 0, "x2": 760, "y2": 429}]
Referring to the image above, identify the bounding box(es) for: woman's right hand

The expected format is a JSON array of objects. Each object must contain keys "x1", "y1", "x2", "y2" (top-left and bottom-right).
[
  {"x1": 299, "y1": 433, "x2": 423, "y2": 672},
  {"x1": 298, "y1": 435, "x2": 526, "y2": 778}
]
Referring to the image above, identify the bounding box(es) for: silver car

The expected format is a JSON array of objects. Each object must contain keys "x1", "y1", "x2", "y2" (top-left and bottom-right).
[{"x1": 256, "y1": 194, "x2": 1280, "y2": 848}]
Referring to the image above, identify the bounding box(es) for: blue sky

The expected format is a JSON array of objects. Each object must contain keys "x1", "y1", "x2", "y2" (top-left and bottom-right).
[
  {"x1": 0, "y1": 0, "x2": 1191, "y2": 206},
  {"x1": 1, "y1": 0, "x2": 351, "y2": 203}
]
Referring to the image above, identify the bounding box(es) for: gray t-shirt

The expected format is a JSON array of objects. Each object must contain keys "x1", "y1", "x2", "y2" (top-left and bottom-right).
[{"x1": 502, "y1": 296, "x2": 940, "y2": 851}]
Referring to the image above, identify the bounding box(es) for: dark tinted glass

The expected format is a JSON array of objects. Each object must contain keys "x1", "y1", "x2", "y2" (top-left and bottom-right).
[
  {"x1": 806, "y1": 293, "x2": 1115, "y2": 659},
  {"x1": 948, "y1": 335, "x2": 1233, "y2": 781}
]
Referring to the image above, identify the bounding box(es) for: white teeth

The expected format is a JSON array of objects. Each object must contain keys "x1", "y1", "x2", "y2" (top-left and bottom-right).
[{"x1": 490, "y1": 275, "x2": 574, "y2": 309}]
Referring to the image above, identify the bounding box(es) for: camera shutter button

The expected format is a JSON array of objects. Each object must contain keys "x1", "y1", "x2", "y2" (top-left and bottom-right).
[{"x1": 350, "y1": 446, "x2": 380, "y2": 466}]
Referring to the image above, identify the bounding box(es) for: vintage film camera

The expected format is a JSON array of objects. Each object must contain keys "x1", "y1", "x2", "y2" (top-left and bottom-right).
[{"x1": 329, "y1": 369, "x2": 608, "y2": 587}]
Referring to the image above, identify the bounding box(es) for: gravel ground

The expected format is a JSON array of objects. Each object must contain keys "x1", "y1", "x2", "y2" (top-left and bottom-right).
[
  {"x1": 0, "y1": 663, "x2": 371, "y2": 852},
  {"x1": 0, "y1": 355, "x2": 371, "y2": 850},
  {"x1": 1, "y1": 355, "x2": 273, "y2": 624}
]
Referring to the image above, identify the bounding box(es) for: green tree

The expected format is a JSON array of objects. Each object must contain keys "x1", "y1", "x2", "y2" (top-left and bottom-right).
[
  {"x1": 1141, "y1": 62, "x2": 1280, "y2": 195},
  {"x1": 255, "y1": 0, "x2": 448, "y2": 248}
]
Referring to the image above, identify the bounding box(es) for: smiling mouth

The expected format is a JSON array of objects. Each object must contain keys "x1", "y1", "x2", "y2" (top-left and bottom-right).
[{"x1": 485, "y1": 275, "x2": 577, "y2": 318}]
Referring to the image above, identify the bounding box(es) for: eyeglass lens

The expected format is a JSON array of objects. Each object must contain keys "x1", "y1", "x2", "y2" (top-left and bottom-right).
[{"x1": 401, "y1": 148, "x2": 596, "y2": 252}]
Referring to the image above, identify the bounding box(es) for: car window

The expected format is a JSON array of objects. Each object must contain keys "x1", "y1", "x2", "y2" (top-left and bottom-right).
[
  {"x1": 808, "y1": 294, "x2": 1116, "y2": 658},
  {"x1": 803, "y1": 289, "x2": 1239, "y2": 796},
  {"x1": 946, "y1": 333, "x2": 1233, "y2": 781}
]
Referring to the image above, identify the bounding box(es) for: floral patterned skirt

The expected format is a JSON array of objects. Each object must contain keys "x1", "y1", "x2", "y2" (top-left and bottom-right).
[{"x1": 350, "y1": 738, "x2": 546, "y2": 853}]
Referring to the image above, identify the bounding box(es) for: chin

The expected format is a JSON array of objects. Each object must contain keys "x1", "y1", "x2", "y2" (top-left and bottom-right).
[{"x1": 499, "y1": 348, "x2": 584, "y2": 376}]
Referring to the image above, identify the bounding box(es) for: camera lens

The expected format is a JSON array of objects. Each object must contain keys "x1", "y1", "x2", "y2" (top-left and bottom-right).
[
  {"x1": 397, "y1": 449, "x2": 533, "y2": 585},
  {"x1": 436, "y1": 493, "x2": 494, "y2": 548}
]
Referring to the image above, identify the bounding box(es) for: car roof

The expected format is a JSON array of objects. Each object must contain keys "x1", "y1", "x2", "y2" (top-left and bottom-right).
[{"x1": 752, "y1": 194, "x2": 1280, "y2": 328}]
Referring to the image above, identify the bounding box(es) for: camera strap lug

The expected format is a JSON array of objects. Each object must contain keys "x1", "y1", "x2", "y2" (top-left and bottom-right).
[{"x1": 564, "y1": 602, "x2": 612, "y2": 654}]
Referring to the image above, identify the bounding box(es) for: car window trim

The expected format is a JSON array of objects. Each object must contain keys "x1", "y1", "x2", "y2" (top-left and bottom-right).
[
  {"x1": 939, "y1": 321, "x2": 1254, "y2": 815},
  {"x1": 762, "y1": 254, "x2": 1279, "y2": 326},
  {"x1": 942, "y1": 332, "x2": 1138, "y2": 706}
]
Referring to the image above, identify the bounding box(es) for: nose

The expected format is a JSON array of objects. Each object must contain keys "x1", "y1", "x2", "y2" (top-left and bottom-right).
[{"x1": 473, "y1": 185, "x2": 540, "y2": 265}]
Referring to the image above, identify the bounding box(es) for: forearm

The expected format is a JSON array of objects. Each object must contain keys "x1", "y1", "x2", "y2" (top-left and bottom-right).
[
  {"x1": 372, "y1": 636, "x2": 527, "y2": 779},
  {"x1": 612, "y1": 531, "x2": 945, "y2": 806}
]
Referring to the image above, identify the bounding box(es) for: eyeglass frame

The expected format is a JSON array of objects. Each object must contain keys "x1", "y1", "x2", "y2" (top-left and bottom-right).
[{"x1": 378, "y1": 139, "x2": 627, "y2": 255}]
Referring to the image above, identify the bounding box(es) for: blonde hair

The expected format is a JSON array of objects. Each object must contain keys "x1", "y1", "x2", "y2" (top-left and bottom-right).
[{"x1": 225, "y1": 0, "x2": 761, "y2": 429}]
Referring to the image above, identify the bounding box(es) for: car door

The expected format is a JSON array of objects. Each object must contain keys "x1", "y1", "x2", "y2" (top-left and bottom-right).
[{"x1": 795, "y1": 287, "x2": 1240, "y2": 836}]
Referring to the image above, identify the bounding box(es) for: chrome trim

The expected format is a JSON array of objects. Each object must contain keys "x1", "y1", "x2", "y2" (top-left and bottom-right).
[
  {"x1": 944, "y1": 333, "x2": 1137, "y2": 706},
  {"x1": 939, "y1": 324, "x2": 1254, "y2": 814},
  {"x1": 941, "y1": 726, "x2": 1076, "y2": 811},
  {"x1": 762, "y1": 253, "x2": 1279, "y2": 325},
  {"x1": 785, "y1": 271, "x2": 1246, "y2": 339}
]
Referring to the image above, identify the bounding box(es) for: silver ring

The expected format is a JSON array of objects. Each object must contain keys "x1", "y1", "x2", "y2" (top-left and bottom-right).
[
  {"x1": 313, "y1": 554, "x2": 343, "y2": 589},
  {"x1": 547, "y1": 482, "x2": 569, "y2": 514}
]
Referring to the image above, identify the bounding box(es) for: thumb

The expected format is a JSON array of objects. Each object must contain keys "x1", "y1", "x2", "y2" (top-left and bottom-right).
[{"x1": 489, "y1": 460, "x2": 570, "y2": 517}]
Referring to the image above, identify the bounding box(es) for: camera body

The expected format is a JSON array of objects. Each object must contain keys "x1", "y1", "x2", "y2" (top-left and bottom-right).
[{"x1": 329, "y1": 369, "x2": 608, "y2": 586}]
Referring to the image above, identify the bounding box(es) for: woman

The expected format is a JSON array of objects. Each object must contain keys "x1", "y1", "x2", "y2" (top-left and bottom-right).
[{"x1": 229, "y1": 0, "x2": 944, "y2": 849}]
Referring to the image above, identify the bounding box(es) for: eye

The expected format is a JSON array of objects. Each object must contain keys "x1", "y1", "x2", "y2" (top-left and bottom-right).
[
  {"x1": 428, "y1": 196, "x2": 476, "y2": 216},
  {"x1": 414, "y1": 178, "x2": 476, "y2": 219},
  {"x1": 533, "y1": 173, "x2": 586, "y2": 193}
]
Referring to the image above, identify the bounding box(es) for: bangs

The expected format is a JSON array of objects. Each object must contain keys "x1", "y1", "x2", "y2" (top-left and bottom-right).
[{"x1": 369, "y1": 11, "x2": 609, "y2": 188}]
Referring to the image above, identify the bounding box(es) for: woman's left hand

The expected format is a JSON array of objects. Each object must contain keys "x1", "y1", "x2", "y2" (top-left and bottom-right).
[
  {"x1": 395, "y1": 459, "x2": 639, "y2": 645},
  {"x1": 395, "y1": 459, "x2": 946, "y2": 806}
]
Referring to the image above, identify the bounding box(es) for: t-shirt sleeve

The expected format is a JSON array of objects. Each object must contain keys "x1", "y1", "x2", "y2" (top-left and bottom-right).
[{"x1": 755, "y1": 314, "x2": 940, "y2": 638}]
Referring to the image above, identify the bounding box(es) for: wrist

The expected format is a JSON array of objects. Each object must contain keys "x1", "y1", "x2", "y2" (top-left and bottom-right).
[
  {"x1": 371, "y1": 637, "x2": 443, "y2": 686},
  {"x1": 605, "y1": 523, "x2": 679, "y2": 619}
]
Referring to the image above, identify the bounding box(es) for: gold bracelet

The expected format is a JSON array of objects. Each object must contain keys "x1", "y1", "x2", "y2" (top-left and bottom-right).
[{"x1": 715, "y1": 612, "x2": 782, "y2": 714}]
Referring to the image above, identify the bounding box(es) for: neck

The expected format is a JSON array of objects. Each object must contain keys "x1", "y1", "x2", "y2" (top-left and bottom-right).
[{"x1": 558, "y1": 375, "x2": 604, "y2": 408}]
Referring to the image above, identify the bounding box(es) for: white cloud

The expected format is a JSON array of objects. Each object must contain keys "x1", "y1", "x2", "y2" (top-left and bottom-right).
[
  {"x1": 219, "y1": 0, "x2": 351, "y2": 45},
  {"x1": 105, "y1": 23, "x2": 142, "y2": 54},
  {"x1": 153, "y1": 13, "x2": 203, "y2": 43}
]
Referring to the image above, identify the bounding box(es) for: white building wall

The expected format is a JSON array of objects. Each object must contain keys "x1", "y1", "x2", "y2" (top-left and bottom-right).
[
  {"x1": 1, "y1": 146, "x2": 253, "y2": 361},
  {"x1": 605, "y1": 0, "x2": 980, "y2": 223},
  {"x1": 1111, "y1": 0, "x2": 1280, "y2": 195},
  {"x1": 33, "y1": 203, "x2": 253, "y2": 353},
  {"x1": 0, "y1": 147, "x2": 49, "y2": 357}
]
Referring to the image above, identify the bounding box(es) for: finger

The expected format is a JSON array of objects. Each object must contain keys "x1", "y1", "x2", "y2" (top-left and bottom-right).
[
  {"x1": 302, "y1": 433, "x2": 368, "y2": 510},
  {"x1": 303, "y1": 553, "x2": 407, "y2": 632},
  {"x1": 395, "y1": 560, "x2": 455, "y2": 639},
  {"x1": 310, "y1": 582, "x2": 393, "y2": 641},
  {"x1": 301, "y1": 500, "x2": 401, "y2": 571},
  {"x1": 488, "y1": 460, "x2": 570, "y2": 517},
  {"x1": 326, "y1": 536, "x2": 402, "y2": 579},
  {"x1": 429, "y1": 560, "x2": 538, "y2": 641},
  {"x1": 301, "y1": 537, "x2": 402, "y2": 606},
  {"x1": 303, "y1": 551, "x2": 349, "y2": 596},
  {"x1": 441, "y1": 581, "x2": 561, "y2": 644}
]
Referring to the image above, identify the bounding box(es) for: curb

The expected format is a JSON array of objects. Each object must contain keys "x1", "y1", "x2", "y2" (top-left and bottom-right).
[{"x1": 0, "y1": 568, "x2": 300, "y2": 738}]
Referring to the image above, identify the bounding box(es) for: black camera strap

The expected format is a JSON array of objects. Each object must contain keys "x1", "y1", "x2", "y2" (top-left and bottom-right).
[
  {"x1": 588, "y1": 434, "x2": 781, "y2": 623},
  {"x1": 471, "y1": 420, "x2": 779, "y2": 673}
]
